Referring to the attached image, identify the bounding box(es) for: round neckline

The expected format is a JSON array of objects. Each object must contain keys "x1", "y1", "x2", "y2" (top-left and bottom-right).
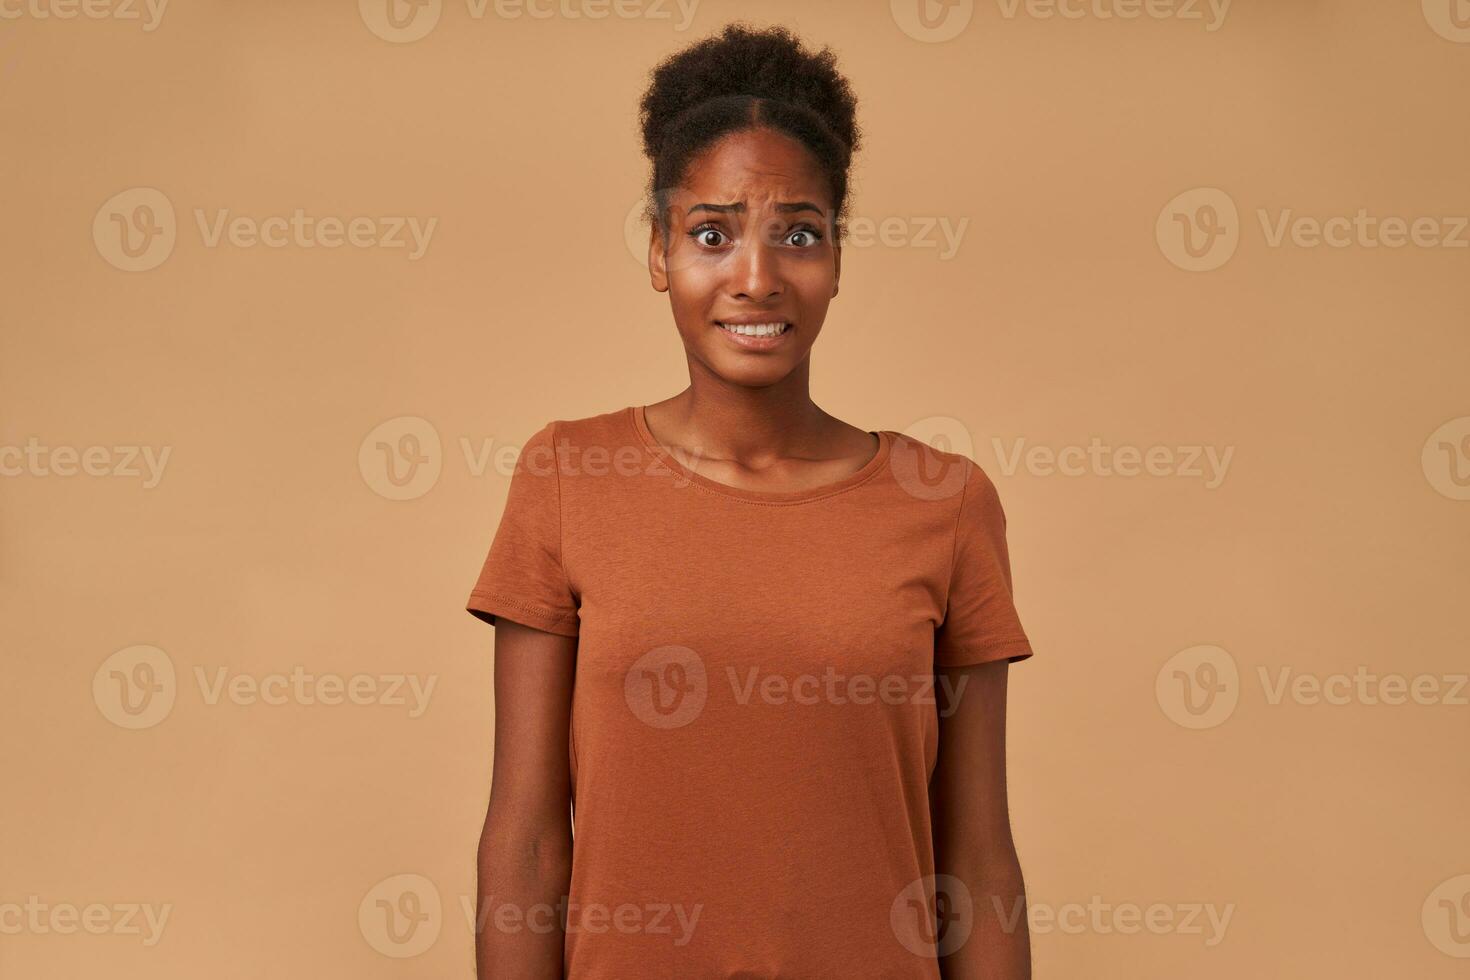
[{"x1": 629, "y1": 404, "x2": 891, "y2": 505}]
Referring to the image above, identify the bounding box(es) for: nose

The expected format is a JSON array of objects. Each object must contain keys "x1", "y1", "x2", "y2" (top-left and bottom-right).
[{"x1": 729, "y1": 222, "x2": 784, "y2": 302}]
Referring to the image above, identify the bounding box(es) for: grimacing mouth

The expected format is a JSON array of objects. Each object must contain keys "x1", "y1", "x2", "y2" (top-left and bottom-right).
[{"x1": 713, "y1": 321, "x2": 793, "y2": 337}]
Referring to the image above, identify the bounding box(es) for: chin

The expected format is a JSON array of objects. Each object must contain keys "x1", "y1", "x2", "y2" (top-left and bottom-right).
[{"x1": 706, "y1": 354, "x2": 795, "y2": 388}]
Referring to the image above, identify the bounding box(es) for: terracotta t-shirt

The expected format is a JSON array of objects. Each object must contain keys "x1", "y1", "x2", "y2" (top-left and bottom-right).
[{"x1": 465, "y1": 405, "x2": 1034, "y2": 979}]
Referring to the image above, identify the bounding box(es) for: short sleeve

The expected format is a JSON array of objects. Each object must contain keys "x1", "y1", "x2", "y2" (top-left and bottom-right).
[
  {"x1": 464, "y1": 420, "x2": 580, "y2": 636},
  {"x1": 933, "y1": 461, "x2": 1034, "y2": 667}
]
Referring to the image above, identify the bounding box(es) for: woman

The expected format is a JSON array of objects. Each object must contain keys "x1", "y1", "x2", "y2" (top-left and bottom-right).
[{"x1": 465, "y1": 22, "x2": 1036, "y2": 980}]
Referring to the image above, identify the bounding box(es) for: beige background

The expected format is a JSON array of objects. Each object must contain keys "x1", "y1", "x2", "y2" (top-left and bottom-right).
[{"x1": 3, "y1": 0, "x2": 1469, "y2": 976}]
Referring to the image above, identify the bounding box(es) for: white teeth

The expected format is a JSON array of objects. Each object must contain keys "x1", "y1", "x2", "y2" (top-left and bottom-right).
[{"x1": 719, "y1": 322, "x2": 788, "y2": 337}]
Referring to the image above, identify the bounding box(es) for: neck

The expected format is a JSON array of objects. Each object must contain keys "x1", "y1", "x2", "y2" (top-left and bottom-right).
[{"x1": 655, "y1": 361, "x2": 832, "y2": 462}]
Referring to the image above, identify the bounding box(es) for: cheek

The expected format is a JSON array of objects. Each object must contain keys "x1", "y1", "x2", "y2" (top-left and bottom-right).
[
  {"x1": 666, "y1": 255, "x2": 721, "y2": 311},
  {"x1": 790, "y1": 261, "x2": 837, "y2": 305}
]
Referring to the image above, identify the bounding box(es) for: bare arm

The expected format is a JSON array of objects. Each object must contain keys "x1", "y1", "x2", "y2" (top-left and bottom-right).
[
  {"x1": 930, "y1": 659, "x2": 1031, "y2": 979},
  {"x1": 475, "y1": 618, "x2": 577, "y2": 980}
]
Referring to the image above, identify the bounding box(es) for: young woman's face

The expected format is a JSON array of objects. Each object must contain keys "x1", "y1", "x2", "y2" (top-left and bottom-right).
[{"x1": 649, "y1": 126, "x2": 841, "y2": 388}]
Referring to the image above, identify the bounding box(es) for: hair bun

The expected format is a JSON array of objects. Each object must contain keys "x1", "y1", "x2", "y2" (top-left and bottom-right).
[
  {"x1": 639, "y1": 22, "x2": 860, "y2": 162},
  {"x1": 637, "y1": 22, "x2": 862, "y2": 240}
]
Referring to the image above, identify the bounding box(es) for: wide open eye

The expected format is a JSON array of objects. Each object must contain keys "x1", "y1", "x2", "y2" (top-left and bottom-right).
[
  {"x1": 688, "y1": 224, "x2": 729, "y2": 248},
  {"x1": 785, "y1": 225, "x2": 824, "y2": 248}
]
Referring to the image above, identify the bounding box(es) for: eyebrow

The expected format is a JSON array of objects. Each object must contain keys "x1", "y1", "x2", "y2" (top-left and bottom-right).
[{"x1": 687, "y1": 201, "x2": 825, "y2": 216}]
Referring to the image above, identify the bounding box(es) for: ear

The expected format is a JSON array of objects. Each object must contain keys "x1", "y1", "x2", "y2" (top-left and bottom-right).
[
  {"x1": 831, "y1": 241, "x2": 841, "y2": 298},
  {"x1": 648, "y1": 221, "x2": 670, "y2": 293}
]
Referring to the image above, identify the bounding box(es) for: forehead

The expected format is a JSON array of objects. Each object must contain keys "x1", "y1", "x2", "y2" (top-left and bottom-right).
[{"x1": 678, "y1": 127, "x2": 830, "y2": 208}]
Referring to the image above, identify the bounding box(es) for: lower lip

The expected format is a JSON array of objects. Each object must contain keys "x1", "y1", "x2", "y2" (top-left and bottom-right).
[{"x1": 714, "y1": 323, "x2": 792, "y2": 351}]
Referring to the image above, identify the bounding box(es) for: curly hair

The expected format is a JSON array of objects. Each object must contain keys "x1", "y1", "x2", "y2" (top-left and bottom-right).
[{"x1": 637, "y1": 21, "x2": 862, "y2": 246}]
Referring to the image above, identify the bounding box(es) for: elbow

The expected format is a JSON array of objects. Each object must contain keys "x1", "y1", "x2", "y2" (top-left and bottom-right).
[{"x1": 478, "y1": 815, "x2": 573, "y2": 882}]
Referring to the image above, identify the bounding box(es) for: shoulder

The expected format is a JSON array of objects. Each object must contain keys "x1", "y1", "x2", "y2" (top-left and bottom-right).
[
  {"x1": 516, "y1": 406, "x2": 641, "y2": 477},
  {"x1": 531, "y1": 405, "x2": 635, "y2": 444},
  {"x1": 883, "y1": 429, "x2": 1000, "y2": 510}
]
